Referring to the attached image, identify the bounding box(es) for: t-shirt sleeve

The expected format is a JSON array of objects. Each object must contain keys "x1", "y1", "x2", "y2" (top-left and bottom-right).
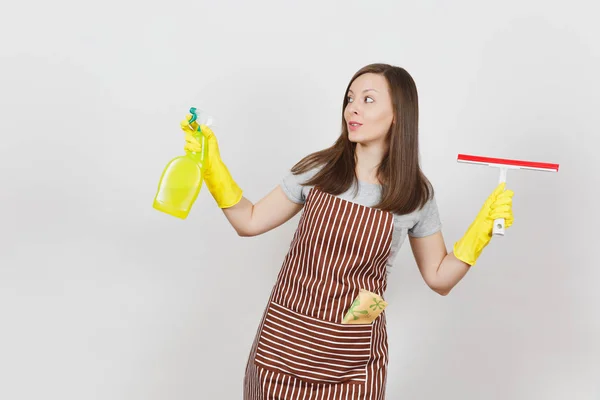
[
  {"x1": 408, "y1": 195, "x2": 442, "y2": 237},
  {"x1": 279, "y1": 167, "x2": 319, "y2": 204}
]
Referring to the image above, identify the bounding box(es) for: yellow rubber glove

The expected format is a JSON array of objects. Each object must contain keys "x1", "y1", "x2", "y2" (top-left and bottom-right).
[
  {"x1": 180, "y1": 115, "x2": 243, "y2": 208},
  {"x1": 453, "y1": 182, "x2": 514, "y2": 266}
]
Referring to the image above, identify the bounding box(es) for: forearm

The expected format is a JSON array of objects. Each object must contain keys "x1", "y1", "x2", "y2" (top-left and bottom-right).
[
  {"x1": 222, "y1": 196, "x2": 255, "y2": 237},
  {"x1": 432, "y1": 252, "x2": 471, "y2": 295},
  {"x1": 219, "y1": 186, "x2": 304, "y2": 237}
]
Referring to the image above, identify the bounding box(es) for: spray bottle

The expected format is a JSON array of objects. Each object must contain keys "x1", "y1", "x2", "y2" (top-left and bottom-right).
[{"x1": 153, "y1": 107, "x2": 212, "y2": 219}]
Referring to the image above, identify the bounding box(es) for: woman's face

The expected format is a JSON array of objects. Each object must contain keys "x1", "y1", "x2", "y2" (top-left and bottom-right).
[{"x1": 344, "y1": 72, "x2": 394, "y2": 146}]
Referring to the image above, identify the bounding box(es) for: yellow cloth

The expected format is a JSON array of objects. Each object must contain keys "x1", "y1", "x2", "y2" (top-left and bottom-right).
[
  {"x1": 180, "y1": 115, "x2": 243, "y2": 208},
  {"x1": 453, "y1": 182, "x2": 514, "y2": 266},
  {"x1": 342, "y1": 289, "x2": 388, "y2": 324}
]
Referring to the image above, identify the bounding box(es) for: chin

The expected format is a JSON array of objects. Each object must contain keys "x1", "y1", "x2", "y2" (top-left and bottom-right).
[
  {"x1": 348, "y1": 132, "x2": 387, "y2": 148},
  {"x1": 348, "y1": 131, "x2": 369, "y2": 144}
]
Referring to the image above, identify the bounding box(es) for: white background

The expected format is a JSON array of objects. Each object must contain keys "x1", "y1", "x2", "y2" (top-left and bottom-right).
[{"x1": 1, "y1": 0, "x2": 598, "y2": 399}]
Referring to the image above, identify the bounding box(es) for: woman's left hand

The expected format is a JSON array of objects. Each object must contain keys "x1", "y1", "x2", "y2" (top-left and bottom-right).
[{"x1": 453, "y1": 183, "x2": 515, "y2": 266}]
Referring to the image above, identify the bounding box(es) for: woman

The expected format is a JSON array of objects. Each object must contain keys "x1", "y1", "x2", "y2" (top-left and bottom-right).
[{"x1": 182, "y1": 63, "x2": 514, "y2": 399}]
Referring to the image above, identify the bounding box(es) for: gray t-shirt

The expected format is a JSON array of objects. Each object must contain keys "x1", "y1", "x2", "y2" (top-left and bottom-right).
[{"x1": 280, "y1": 166, "x2": 442, "y2": 275}]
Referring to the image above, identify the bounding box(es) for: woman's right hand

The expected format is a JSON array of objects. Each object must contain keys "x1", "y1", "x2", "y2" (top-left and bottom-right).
[{"x1": 180, "y1": 114, "x2": 243, "y2": 209}]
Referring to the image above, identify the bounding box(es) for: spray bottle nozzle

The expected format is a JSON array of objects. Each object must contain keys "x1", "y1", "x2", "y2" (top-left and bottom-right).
[{"x1": 188, "y1": 107, "x2": 201, "y2": 132}]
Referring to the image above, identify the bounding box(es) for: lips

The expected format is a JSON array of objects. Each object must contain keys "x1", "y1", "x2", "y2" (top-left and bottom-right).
[
  {"x1": 348, "y1": 121, "x2": 362, "y2": 129},
  {"x1": 348, "y1": 121, "x2": 362, "y2": 132}
]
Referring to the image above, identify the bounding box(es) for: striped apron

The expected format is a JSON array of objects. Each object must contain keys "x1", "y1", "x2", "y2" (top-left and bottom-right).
[{"x1": 244, "y1": 186, "x2": 394, "y2": 399}]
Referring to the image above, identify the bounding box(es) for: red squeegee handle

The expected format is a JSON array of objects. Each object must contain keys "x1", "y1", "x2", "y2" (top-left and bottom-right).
[{"x1": 457, "y1": 154, "x2": 559, "y2": 172}]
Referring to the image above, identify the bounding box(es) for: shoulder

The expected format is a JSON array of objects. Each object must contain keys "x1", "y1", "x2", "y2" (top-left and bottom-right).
[
  {"x1": 406, "y1": 194, "x2": 442, "y2": 238},
  {"x1": 279, "y1": 164, "x2": 322, "y2": 204}
]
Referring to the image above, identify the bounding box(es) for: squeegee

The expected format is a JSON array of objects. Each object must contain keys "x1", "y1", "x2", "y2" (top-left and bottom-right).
[{"x1": 457, "y1": 154, "x2": 559, "y2": 236}]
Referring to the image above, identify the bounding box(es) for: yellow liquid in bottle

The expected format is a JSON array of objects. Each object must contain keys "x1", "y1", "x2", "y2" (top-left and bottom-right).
[{"x1": 153, "y1": 134, "x2": 206, "y2": 219}]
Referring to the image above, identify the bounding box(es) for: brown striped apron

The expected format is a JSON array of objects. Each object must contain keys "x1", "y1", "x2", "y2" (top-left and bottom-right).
[{"x1": 244, "y1": 186, "x2": 394, "y2": 399}]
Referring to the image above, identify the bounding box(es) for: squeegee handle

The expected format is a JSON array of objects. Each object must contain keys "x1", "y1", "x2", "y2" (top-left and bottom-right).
[{"x1": 493, "y1": 167, "x2": 508, "y2": 237}]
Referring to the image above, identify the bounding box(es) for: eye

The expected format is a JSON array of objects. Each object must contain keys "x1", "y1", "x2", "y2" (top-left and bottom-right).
[
  {"x1": 347, "y1": 96, "x2": 353, "y2": 103},
  {"x1": 365, "y1": 96, "x2": 374, "y2": 103}
]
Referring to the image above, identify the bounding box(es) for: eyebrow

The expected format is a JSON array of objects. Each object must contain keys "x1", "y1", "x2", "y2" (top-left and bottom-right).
[{"x1": 348, "y1": 88, "x2": 379, "y2": 93}]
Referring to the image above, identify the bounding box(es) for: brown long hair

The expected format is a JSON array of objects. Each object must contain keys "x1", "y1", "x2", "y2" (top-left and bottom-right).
[{"x1": 290, "y1": 63, "x2": 434, "y2": 215}]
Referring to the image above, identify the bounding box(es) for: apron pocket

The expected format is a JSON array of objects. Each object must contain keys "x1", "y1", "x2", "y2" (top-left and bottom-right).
[{"x1": 253, "y1": 301, "x2": 373, "y2": 384}]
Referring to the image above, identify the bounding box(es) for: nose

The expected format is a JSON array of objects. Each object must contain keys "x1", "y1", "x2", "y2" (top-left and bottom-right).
[{"x1": 346, "y1": 102, "x2": 360, "y2": 115}]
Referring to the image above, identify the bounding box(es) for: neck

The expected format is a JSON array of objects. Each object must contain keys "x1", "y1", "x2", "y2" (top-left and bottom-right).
[{"x1": 354, "y1": 142, "x2": 386, "y2": 184}]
